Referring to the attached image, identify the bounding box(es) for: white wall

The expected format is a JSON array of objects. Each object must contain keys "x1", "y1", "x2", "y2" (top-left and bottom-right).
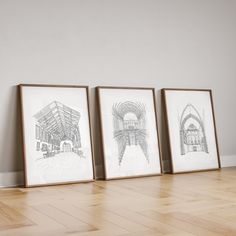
[{"x1": 0, "y1": 0, "x2": 236, "y2": 181}]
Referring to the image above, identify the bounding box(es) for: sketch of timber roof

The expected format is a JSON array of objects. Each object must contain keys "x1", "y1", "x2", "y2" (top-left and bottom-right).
[{"x1": 34, "y1": 101, "x2": 80, "y2": 141}]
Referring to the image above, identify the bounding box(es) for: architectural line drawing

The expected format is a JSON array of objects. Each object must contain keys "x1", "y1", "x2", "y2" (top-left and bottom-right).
[
  {"x1": 34, "y1": 101, "x2": 83, "y2": 159},
  {"x1": 179, "y1": 103, "x2": 208, "y2": 155},
  {"x1": 112, "y1": 101, "x2": 149, "y2": 165}
]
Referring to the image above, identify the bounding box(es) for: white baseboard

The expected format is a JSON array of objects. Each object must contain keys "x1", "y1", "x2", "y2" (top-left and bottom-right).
[
  {"x1": 0, "y1": 155, "x2": 235, "y2": 188},
  {"x1": 0, "y1": 171, "x2": 24, "y2": 188},
  {"x1": 221, "y1": 155, "x2": 236, "y2": 167}
]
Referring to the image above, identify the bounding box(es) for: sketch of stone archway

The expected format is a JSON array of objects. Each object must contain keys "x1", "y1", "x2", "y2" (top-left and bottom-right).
[
  {"x1": 112, "y1": 101, "x2": 149, "y2": 165},
  {"x1": 179, "y1": 104, "x2": 208, "y2": 155},
  {"x1": 34, "y1": 101, "x2": 83, "y2": 159}
]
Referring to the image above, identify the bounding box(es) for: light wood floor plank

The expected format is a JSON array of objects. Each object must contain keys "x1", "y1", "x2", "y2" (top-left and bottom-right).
[{"x1": 0, "y1": 167, "x2": 235, "y2": 235}]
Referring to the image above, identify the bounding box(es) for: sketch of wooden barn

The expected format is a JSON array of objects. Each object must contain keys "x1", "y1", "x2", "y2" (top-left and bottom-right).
[
  {"x1": 179, "y1": 104, "x2": 208, "y2": 155},
  {"x1": 112, "y1": 101, "x2": 148, "y2": 165},
  {"x1": 34, "y1": 101, "x2": 82, "y2": 158}
]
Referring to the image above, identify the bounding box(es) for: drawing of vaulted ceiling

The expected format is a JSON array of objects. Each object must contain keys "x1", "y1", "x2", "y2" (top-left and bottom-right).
[
  {"x1": 34, "y1": 101, "x2": 80, "y2": 141},
  {"x1": 180, "y1": 103, "x2": 203, "y2": 127},
  {"x1": 112, "y1": 101, "x2": 146, "y2": 120},
  {"x1": 179, "y1": 103, "x2": 208, "y2": 155}
]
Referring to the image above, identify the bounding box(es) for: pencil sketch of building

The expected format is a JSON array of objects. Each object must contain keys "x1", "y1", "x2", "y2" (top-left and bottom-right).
[
  {"x1": 34, "y1": 101, "x2": 83, "y2": 158},
  {"x1": 112, "y1": 101, "x2": 149, "y2": 165},
  {"x1": 179, "y1": 103, "x2": 208, "y2": 155}
]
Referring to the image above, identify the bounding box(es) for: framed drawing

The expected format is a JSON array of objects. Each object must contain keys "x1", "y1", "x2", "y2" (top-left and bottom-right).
[
  {"x1": 162, "y1": 88, "x2": 221, "y2": 173},
  {"x1": 97, "y1": 86, "x2": 162, "y2": 180},
  {"x1": 19, "y1": 84, "x2": 94, "y2": 187}
]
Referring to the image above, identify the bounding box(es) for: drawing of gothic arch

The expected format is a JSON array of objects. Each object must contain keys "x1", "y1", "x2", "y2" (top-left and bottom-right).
[
  {"x1": 179, "y1": 104, "x2": 208, "y2": 155},
  {"x1": 112, "y1": 101, "x2": 148, "y2": 165},
  {"x1": 34, "y1": 101, "x2": 83, "y2": 158}
]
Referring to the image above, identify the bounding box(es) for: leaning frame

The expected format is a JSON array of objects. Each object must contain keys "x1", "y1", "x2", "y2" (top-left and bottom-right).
[
  {"x1": 162, "y1": 88, "x2": 221, "y2": 174},
  {"x1": 96, "y1": 86, "x2": 163, "y2": 180},
  {"x1": 19, "y1": 84, "x2": 95, "y2": 187}
]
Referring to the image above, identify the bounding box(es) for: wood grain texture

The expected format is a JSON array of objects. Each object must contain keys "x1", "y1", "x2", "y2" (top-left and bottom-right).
[{"x1": 0, "y1": 167, "x2": 236, "y2": 235}]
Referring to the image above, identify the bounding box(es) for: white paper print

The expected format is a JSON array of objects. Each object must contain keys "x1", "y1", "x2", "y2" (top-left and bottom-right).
[
  {"x1": 165, "y1": 90, "x2": 219, "y2": 172},
  {"x1": 21, "y1": 86, "x2": 94, "y2": 186},
  {"x1": 99, "y1": 88, "x2": 161, "y2": 179}
]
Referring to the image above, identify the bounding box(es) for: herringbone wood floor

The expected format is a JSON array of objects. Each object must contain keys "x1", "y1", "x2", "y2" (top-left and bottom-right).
[{"x1": 0, "y1": 167, "x2": 236, "y2": 235}]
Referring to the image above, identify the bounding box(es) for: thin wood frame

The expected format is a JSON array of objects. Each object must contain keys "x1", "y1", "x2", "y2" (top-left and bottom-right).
[
  {"x1": 161, "y1": 88, "x2": 221, "y2": 174},
  {"x1": 96, "y1": 86, "x2": 163, "y2": 180},
  {"x1": 19, "y1": 84, "x2": 95, "y2": 187}
]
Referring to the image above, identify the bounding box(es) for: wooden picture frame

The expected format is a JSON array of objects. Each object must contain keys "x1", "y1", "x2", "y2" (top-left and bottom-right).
[
  {"x1": 96, "y1": 86, "x2": 163, "y2": 180},
  {"x1": 19, "y1": 84, "x2": 95, "y2": 187},
  {"x1": 162, "y1": 88, "x2": 221, "y2": 173}
]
